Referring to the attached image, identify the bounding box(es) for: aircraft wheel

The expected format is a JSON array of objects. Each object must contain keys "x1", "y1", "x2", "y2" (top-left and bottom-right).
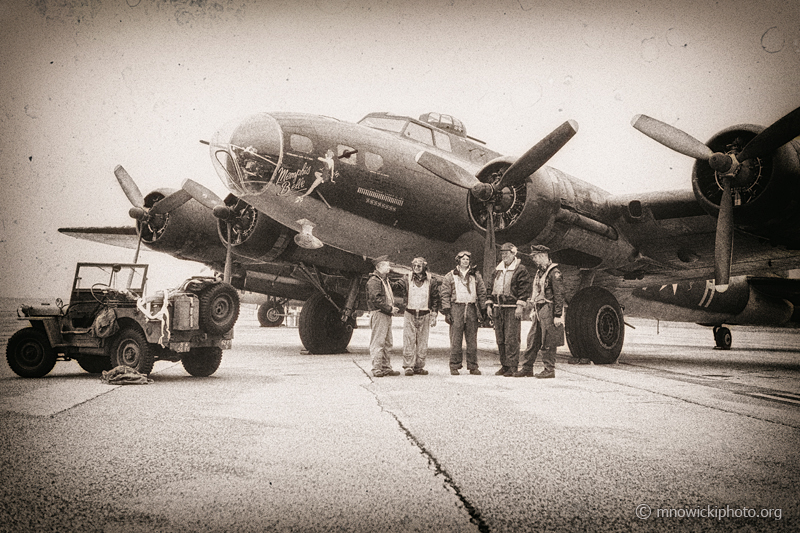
[
  {"x1": 299, "y1": 292, "x2": 354, "y2": 354},
  {"x1": 6, "y1": 327, "x2": 57, "y2": 378},
  {"x1": 199, "y1": 282, "x2": 240, "y2": 335},
  {"x1": 181, "y1": 347, "x2": 223, "y2": 377},
  {"x1": 257, "y1": 302, "x2": 285, "y2": 327},
  {"x1": 565, "y1": 287, "x2": 625, "y2": 365},
  {"x1": 714, "y1": 326, "x2": 732, "y2": 350},
  {"x1": 107, "y1": 327, "x2": 155, "y2": 375},
  {"x1": 77, "y1": 356, "x2": 113, "y2": 374}
]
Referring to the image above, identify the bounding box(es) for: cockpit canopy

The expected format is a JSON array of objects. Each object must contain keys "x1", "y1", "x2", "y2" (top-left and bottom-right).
[{"x1": 418, "y1": 112, "x2": 466, "y2": 137}]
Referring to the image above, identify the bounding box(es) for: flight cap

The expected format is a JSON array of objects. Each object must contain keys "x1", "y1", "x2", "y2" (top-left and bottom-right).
[
  {"x1": 372, "y1": 255, "x2": 390, "y2": 266},
  {"x1": 499, "y1": 242, "x2": 517, "y2": 253},
  {"x1": 530, "y1": 244, "x2": 550, "y2": 254}
]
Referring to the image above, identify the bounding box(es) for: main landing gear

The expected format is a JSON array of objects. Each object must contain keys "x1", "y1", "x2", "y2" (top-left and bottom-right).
[
  {"x1": 296, "y1": 266, "x2": 360, "y2": 354},
  {"x1": 712, "y1": 326, "x2": 732, "y2": 350},
  {"x1": 564, "y1": 286, "x2": 625, "y2": 364}
]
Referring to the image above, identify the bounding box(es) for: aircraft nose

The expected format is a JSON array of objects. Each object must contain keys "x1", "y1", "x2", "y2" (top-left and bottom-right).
[{"x1": 209, "y1": 113, "x2": 283, "y2": 196}]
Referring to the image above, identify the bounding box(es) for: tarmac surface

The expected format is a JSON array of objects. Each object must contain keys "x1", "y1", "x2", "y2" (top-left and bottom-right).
[{"x1": 2, "y1": 307, "x2": 799, "y2": 532}]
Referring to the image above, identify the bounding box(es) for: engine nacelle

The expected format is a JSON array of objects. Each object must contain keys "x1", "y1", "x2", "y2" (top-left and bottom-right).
[
  {"x1": 140, "y1": 189, "x2": 227, "y2": 264},
  {"x1": 219, "y1": 196, "x2": 293, "y2": 262},
  {"x1": 625, "y1": 277, "x2": 794, "y2": 326},
  {"x1": 468, "y1": 157, "x2": 560, "y2": 242},
  {"x1": 692, "y1": 125, "x2": 800, "y2": 247}
]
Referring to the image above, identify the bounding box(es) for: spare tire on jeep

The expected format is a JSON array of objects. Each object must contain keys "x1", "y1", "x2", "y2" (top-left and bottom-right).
[{"x1": 198, "y1": 282, "x2": 240, "y2": 335}]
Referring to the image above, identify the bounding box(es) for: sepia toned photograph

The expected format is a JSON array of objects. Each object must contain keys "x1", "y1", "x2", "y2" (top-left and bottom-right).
[{"x1": 1, "y1": 0, "x2": 798, "y2": 531}]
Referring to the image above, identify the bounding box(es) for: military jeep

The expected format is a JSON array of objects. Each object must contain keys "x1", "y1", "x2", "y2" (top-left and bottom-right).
[{"x1": 6, "y1": 263, "x2": 239, "y2": 378}]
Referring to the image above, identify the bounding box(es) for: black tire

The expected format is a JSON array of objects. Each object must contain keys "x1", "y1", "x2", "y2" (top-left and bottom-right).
[
  {"x1": 77, "y1": 356, "x2": 113, "y2": 374},
  {"x1": 6, "y1": 327, "x2": 57, "y2": 378},
  {"x1": 181, "y1": 347, "x2": 223, "y2": 377},
  {"x1": 106, "y1": 327, "x2": 155, "y2": 375},
  {"x1": 199, "y1": 283, "x2": 240, "y2": 335},
  {"x1": 714, "y1": 326, "x2": 732, "y2": 350},
  {"x1": 257, "y1": 302, "x2": 285, "y2": 327},
  {"x1": 565, "y1": 287, "x2": 625, "y2": 365},
  {"x1": 298, "y1": 293, "x2": 354, "y2": 354}
]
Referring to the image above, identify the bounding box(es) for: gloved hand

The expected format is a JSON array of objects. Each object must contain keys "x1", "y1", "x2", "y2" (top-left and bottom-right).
[
  {"x1": 515, "y1": 305, "x2": 523, "y2": 320},
  {"x1": 444, "y1": 312, "x2": 452, "y2": 325}
]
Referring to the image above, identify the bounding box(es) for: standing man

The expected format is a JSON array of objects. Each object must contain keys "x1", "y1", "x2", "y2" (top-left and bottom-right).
[
  {"x1": 487, "y1": 243, "x2": 531, "y2": 377},
  {"x1": 396, "y1": 257, "x2": 441, "y2": 376},
  {"x1": 517, "y1": 244, "x2": 565, "y2": 378},
  {"x1": 366, "y1": 255, "x2": 400, "y2": 377},
  {"x1": 440, "y1": 251, "x2": 488, "y2": 375}
]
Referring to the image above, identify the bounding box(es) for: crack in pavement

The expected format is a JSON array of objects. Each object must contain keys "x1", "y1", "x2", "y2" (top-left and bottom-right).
[{"x1": 354, "y1": 360, "x2": 490, "y2": 533}]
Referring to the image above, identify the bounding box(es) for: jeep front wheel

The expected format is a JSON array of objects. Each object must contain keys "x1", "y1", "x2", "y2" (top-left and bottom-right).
[
  {"x1": 107, "y1": 327, "x2": 154, "y2": 375},
  {"x1": 6, "y1": 327, "x2": 57, "y2": 378}
]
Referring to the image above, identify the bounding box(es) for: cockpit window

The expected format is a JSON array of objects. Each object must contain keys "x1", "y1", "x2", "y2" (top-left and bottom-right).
[
  {"x1": 290, "y1": 134, "x2": 313, "y2": 153},
  {"x1": 402, "y1": 122, "x2": 434, "y2": 146},
  {"x1": 359, "y1": 116, "x2": 406, "y2": 133},
  {"x1": 433, "y1": 130, "x2": 452, "y2": 152}
]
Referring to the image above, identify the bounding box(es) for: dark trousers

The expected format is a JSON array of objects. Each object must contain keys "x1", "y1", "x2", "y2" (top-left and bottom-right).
[
  {"x1": 493, "y1": 307, "x2": 520, "y2": 370},
  {"x1": 449, "y1": 303, "x2": 479, "y2": 370},
  {"x1": 521, "y1": 302, "x2": 556, "y2": 372}
]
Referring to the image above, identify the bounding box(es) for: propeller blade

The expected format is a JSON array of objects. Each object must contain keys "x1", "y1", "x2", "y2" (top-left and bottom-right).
[
  {"x1": 713, "y1": 176, "x2": 734, "y2": 291},
  {"x1": 181, "y1": 179, "x2": 224, "y2": 210},
  {"x1": 497, "y1": 120, "x2": 579, "y2": 190},
  {"x1": 631, "y1": 115, "x2": 713, "y2": 161},
  {"x1": 737, "y1": 106, "x2": 800, "y2": 162},
  {"x1": 114, "y1": 165, "x2": 145, "y2": 207},
  {"x1": 483, "y1": 205, "x2": 496, "y2": 289},
  {"x1": 415, "y1": 150, "x2": 479, "y2": 189},
  {"x1": 149, "y1": 189, "x2": 193, "y2": 215}
]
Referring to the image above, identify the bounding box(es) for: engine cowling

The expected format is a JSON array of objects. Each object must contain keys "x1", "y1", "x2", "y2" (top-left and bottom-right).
[
  {"x1": 218, "y1": 196, "x2": 292, "y2": 262},
  {"x1": 468, "y1": 157, "x2": 560, "y2": 242},
  {"x1": 139, "y1": 189, "x2": 227, "y2": 263},
  {"x1": 692, "y1": 125, "x2": 800, "y2": 247}
]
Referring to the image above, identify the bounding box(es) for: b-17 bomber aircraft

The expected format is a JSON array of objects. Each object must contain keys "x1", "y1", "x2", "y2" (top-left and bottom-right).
[{"x1": 61, "y1": 104, "x2": 800, "y2": 362}]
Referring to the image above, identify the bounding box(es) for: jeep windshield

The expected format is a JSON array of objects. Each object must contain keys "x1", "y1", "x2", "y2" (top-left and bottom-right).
[{"x1": 73, "y1": 263, "x2": 148, "y2": 296}]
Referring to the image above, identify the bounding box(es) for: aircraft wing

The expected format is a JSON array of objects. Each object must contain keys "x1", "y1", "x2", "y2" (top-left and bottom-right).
[
  {"x1": 58, "y1": 226, "x2": 140, "y2": 250},
  {"x1": 595, "y1": 189, "x2": 800, "y2": 287}
]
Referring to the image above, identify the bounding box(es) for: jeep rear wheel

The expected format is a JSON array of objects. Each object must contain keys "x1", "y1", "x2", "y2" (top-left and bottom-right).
[
  {"x1": 107, "y1": 327, "x2": 154, "y2": 375},
  {"x1": 181, "y1": 347, "x2": 223, "y2": 377},
  {"x1": 6, "y1": 327, "x2": 57, "y2": 378},
  {"x1": 199, "y1": 283, "x2": 240, "y2": 335}
]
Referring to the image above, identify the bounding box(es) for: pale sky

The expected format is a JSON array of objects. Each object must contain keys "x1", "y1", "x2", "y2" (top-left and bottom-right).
[{"x1": 1, "y1": 0, "x2": 798, "y2": 297}]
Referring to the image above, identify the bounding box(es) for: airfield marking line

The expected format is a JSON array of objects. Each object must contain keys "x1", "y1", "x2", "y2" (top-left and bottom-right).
[
  {"x1": 557, "y1": 365, "x2": 800, "y2": 429},
  {"x1": 352, "y1": 359, "x2": 490, "y2": 533}
]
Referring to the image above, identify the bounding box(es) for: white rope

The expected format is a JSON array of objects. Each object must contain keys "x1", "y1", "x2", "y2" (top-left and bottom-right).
[{"x1": 137, "y1": 289, "x2": 172, "y2": 347}]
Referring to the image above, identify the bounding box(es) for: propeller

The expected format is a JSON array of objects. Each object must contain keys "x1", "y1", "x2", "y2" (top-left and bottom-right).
[
  {"x1": 114, "y1": 165, "x2": 192, "y2": 264},
  {"x1": 631, "y1": 106, "x2": 800, "y2": 290},
  {"x1": 181, "y1": 178, "x2": 238, "y2": 283},
  {"x1": 416, "y1": 121, "x2": 579, "y2": 286}
]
